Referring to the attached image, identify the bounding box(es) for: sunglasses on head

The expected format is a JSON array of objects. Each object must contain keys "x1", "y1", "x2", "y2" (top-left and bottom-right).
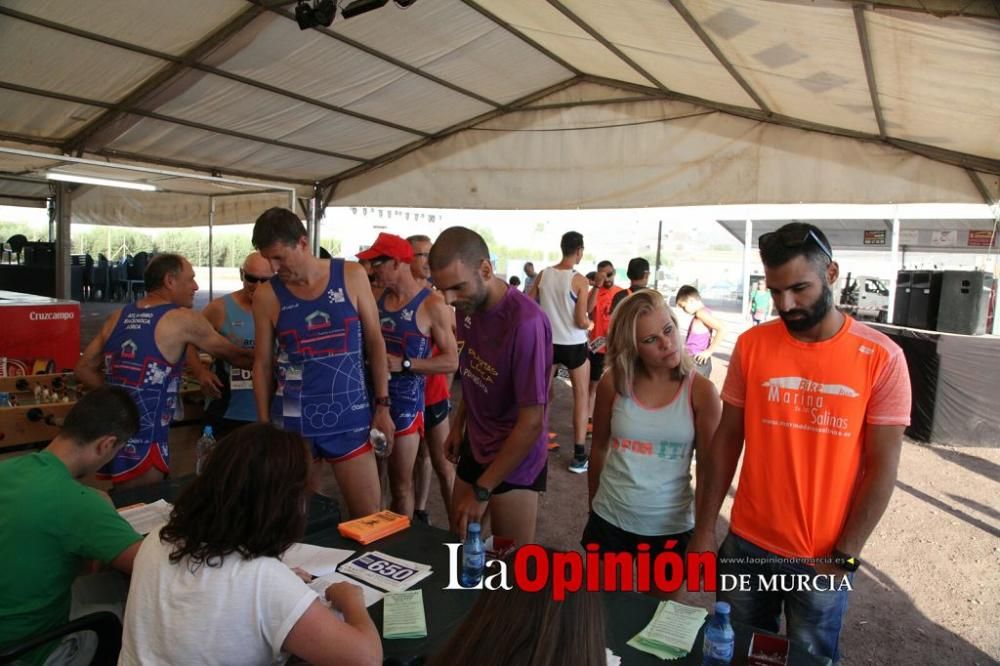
[
  {"x1": 759, "y1": 228, "x2": 833, "y2": 262},
  {"x1": 241, "y1": 271, "x2": 271, "y2": 284}
]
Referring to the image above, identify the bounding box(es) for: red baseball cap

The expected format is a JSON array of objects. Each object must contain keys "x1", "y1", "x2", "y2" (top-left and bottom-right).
[{"x1": 356, "y1": 232, "x2": 414, "y2": 263}]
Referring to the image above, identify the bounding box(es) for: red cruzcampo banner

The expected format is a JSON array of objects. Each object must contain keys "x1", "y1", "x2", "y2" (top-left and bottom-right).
[{"x1": 0, "y1": 298, "x2": 80, "y2": 376}]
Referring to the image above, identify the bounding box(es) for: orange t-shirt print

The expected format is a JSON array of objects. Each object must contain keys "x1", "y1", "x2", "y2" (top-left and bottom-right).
[{"x1": 721, "y1": 317, "x2": 911, "y2": 559}]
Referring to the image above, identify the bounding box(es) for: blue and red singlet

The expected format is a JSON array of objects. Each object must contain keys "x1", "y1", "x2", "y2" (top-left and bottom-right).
[
  {"x1": 100, "y1": 303, "x2": 183, "y2": 482},
  {"x1": 378, "y1": 288, "x2": 432, "y2": 435},
  {"x1": 271, "y1": 259, "x2": 372, "y2": 461}
]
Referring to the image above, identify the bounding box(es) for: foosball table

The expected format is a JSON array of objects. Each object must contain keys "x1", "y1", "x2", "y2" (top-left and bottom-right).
[{"x1": 0, "y1": 372, "x2": 207, "y2": 451}]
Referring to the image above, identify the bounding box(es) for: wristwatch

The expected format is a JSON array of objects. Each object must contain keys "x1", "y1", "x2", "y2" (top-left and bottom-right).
[
  {"x1": 830, "y1": 549, "x2": 861, "y2": 572},
  {"x1": 373, "y1": 396, "x2": 391, "y2": 408},
  {"x1": 401, "y1": 356, "x2": 413, "y2": 373},
  {"x1": 472, "y1": 482, "x2": 491, "y2": 502}
]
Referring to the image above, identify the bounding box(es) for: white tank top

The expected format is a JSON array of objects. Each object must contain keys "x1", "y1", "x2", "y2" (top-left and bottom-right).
[
  {"x1": 592, "y1": 372, "x2": 696, "y2": 536},
  {"x1": 538, "y1": 268, "x2": 588, "y2": 345}
]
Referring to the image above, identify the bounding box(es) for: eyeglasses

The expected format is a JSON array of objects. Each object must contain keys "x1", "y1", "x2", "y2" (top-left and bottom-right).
[
  {"x1": 241, "y1": 272, "x2": 271, "y2": 284},
  {"x1": 759, "y1": 228, "x2": 833, "y2": 262}
]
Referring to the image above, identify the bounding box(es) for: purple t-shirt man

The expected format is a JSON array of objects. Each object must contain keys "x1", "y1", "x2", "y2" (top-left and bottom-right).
[{"x1": 458, "y1": 286, "x2": 553, "y2": 485}]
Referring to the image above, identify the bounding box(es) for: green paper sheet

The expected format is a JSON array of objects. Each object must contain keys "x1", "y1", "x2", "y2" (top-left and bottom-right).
[{"x1": 383, "y1": 589, "x2": 428, "y2": 640}]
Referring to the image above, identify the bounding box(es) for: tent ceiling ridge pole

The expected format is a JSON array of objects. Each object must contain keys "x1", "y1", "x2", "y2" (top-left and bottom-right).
[
  {"x1": 668, "y1": 0, "x2": 771, "y2": 115},
  {"x1": 546, "y1": 0, "x2": 675, "y2": 95},
  {"x1": 852, "y1": 3, "x2": 887, "y2": 138},
  {"x1": 523, "y1": 95, "x2": 667, "y2": 110},
  {"x1": 60, "y1": 4, "x2": 270, "y2": 154},
  {"x1": 319, "y1": 75, "x2": 581, "y2": 188},
  {"x1": 461, "y1": 0, "x2": 582, "y2": 76},
  {"x1": 0, "y1": 80, "x2": 366, "y2": 163},
  {"x1": 0, "y1": 6, "x2": 430, "y2": 142},
  {"x1": 0, "y1": 145, "x2": 301, "y2": 192},
  {"x1": 259, "y1": 2, "x2": 503, "y2": 108}
]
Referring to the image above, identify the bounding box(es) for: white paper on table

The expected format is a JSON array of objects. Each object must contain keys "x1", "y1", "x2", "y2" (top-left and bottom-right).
[
  {"x1": 118, "y1": 499, "x2": 172, "y2": 535},
  {"x1": 309, "y1": 572, "x2": 385, "y2": 620},
  {"x1": 283, "y1": 543, "x2": 356, "y2": 577}
]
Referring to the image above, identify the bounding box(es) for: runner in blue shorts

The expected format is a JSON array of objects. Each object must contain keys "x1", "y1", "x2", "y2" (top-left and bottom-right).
[{"x1": 251, "y1": 208, "x2": 394, "y2": 518}]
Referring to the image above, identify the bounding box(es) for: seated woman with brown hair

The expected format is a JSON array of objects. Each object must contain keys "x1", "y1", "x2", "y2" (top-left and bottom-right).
[
  {"x1": 119, "y1": 423, "x2": 382, "y2": 666},
  {"x1": 428, "y1": 549, "x2": 607, "y2": 666}
]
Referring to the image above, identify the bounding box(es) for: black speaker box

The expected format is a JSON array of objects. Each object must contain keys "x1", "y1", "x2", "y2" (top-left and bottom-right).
[
  {"x1": 906, "y1": 271, "x2": 942, "y2": 330},
  {"x1": 892, "y1": 270, "x2": 911, "y2": 326},
  {"x1": 936, "y1": 270, "x2": 994, "y2": 335}
]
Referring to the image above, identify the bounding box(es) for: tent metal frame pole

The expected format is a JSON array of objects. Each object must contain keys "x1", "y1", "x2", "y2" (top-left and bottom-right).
[
  {"x1": 309, "y1": 185, "x2": 321, "y2": 257},
  {"x1": 319, "y1": 76, "x2": 580, "y2": 188},
  {"x1": 54, "y1": 182, "x2": 71, "y2": 300},
  {"x1": 0, "y1": 80, "x2": 366, "y2": 163},
  {"x1": 669, "y1": 0, "x2": 771, "y2": 114},
  {"x1": 461, "y1": 1, "x2": 581, "y2": 75},
  {"x1": 887, "y1": 216, "x2": 900, "y2": 324},
  {"x1": 61, "y1": 3, "x2": 271, "y2": 154},
  {"x1": 853, "y1": 3, "x2": 887, "y2": 138},
  {"x1": 261, "y1": 3, "x2": 502, "y2": 108},
  {"x1": 0, "y1": 6, "x2": 428, "y2": 144},
  {"x1": 546, "y1": 0, "x2": 675, "y2": 95},
  {"x1": 208, "y1": 196, "x2": 215, "y2": 301},
  {"x1": 654, "y1": 219, "x2": 663, "y2": 290},
  {"x1": 742, "y1": 220, "x2": 753, "y2": 320},
  {"x1": 583, "y1": 76, "x2": 1000, "y2": 177}
]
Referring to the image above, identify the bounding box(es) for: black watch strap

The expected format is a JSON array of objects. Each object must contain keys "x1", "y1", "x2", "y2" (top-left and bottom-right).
[{"x1": 472, "y1": 482, "x2": 491, "y2": 502}]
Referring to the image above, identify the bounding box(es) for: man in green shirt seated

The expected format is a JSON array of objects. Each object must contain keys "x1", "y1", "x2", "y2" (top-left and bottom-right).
[{"x1": 0, "y1": 386, "x2": 144, "y2": 664}]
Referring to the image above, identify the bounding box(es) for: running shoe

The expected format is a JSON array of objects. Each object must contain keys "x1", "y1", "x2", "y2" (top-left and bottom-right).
[{"x1": 568, "y1": 456, "x2": 589, "y2": 473}]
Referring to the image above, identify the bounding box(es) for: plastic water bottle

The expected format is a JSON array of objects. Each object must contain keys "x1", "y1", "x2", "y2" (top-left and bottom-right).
[
  {"x1": 0, "y1": 392, "x2": 10, "y2": 408},
  {"x1": 459, "y1": 522, "x2": 485, "y2": 588},
  {"x1": 702, "y1": 601, "x2": 735, "y2": 665},
  {"x1": 194, "y1": 425, "x2": 216, "y2": 475},
  {"x1": 370, "y1": 427, "x2": 388, "y2": 457}
]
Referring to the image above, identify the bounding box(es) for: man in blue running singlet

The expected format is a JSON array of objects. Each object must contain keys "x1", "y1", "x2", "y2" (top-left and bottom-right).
[
  {"x1": 76, "y1": 254, "x2": 254, "y2": 489},
  {"x1": 358, "y1": 232, "x2": 458, "y2": 520},
  {"x1": 251, "y1": 208, "x2": 393, "y2": 519},
  {"x1": 188, "y1": 252, "x2": 273, "y2": 437}
]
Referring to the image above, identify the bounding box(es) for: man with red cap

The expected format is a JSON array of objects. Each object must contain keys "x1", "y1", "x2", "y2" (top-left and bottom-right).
[{"x1": 358, "y1": 233, "x2": 458, "y2": 519}]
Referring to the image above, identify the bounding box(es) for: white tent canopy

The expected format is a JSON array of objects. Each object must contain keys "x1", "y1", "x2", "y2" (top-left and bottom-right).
[{"x1": 0, "y1": 0, "x2": 998, "y2": 222}]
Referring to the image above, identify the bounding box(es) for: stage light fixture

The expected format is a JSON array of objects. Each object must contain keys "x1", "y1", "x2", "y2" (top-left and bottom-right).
[
  {"x1": 313, "y1": 0, "x2": 335, "y2": 27},
  {"x1": 295, "y1": 0, "x2": 335, "y2": 30},
  {"x1": 342, "y1": 0, "x2": 388, "y2": 19}
]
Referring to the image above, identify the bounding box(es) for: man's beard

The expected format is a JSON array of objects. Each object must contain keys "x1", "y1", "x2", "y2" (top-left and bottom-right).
[
  {"x1": 456, "y1": 278, "x2": 489, "y2": 314},
  {"x1": 779, "y1": 283, "x2": 833, "y2": 332}
]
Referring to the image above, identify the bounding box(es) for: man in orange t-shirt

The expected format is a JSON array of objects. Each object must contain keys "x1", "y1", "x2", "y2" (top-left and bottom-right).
[
  {"x1": 690, "y1": 223, "x2": 910, "y2": 663},
  {"x1": 587, "y1": 260, "x2": 622, "y2": 414}
]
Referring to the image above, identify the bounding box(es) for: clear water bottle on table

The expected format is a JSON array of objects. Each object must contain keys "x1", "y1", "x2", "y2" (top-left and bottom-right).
[
  {"x1": 460, "y1": 522, "x2": 485, "y2": 588},
  {"x1": 702, "y1": 601, "x2": 735, "y2": 665}
]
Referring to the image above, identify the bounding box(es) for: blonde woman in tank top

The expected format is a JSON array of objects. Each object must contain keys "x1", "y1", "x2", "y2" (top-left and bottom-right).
[{"x1": 582, "y1": 290, "x2": 721, "y2": 586}]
